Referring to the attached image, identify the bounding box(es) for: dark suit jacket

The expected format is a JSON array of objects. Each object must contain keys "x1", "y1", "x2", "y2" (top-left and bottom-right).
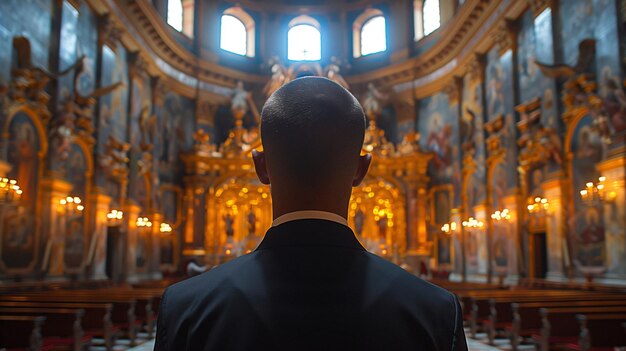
[{"x1": 155, "y1": 219, "x2": 467, "y2": 351}]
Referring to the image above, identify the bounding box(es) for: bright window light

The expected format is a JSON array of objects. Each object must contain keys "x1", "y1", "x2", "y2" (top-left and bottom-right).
[
  {"x1": 361, "y1": 16, "x2": 386, "y2": 56},
  {"x1": 288, "y1": 24, "x2": 321, "y2": 61},
  {"x1": 167, "y1": 0, "x2": 183, "y2": 32},
  {"x1": 423, "y1": 0, "x2": 440, "y2": 36},
  {"x1": 220, "y1": 15, "x2": 247, "y2": 56}
]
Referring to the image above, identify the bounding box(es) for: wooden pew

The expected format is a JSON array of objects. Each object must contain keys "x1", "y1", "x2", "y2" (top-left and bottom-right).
[
  {"x1": 559, "y1": 313, "x2": 626, "y2": 351},
  {"x1": 0, "y1": 315, "x2": 45, "y2": 351},
  {"x1": 459, "y1": 292, "x2": 626, "y2": 338},
  {"x1": 507, "y1": 299, "x2": 626, "y2": 351},
  {"x1": 532, "y1": 306, "x2": 626, "y2": 351},
  {"x1": 0, "y1": 295, "x2": 138, "y2": 346},
  {"x1": 0, "y1": 301, "x2": 117, "y2": 350},
  {"x1": 0, "y1": 307, "x2": 90, "y2": 351}
]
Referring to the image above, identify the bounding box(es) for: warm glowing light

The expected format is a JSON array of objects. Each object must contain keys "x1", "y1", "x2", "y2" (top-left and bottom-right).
[
  {"x1": 160, "y1": 222, "x2": 173, "y2": 233},
  {"x1": 136, "y1": 217, "x2": 153, "y2": 228}
]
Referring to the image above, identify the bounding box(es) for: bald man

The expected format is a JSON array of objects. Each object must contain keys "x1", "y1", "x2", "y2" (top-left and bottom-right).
[{"x1": 155, "y1": 77, "x2": 467, "y2": 351}]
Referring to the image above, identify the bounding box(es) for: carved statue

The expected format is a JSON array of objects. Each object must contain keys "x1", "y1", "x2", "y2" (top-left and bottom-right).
[
  {"x1": 247, "y1": 210, "x2": 256, "y2": 237},
  {"x1": 363, "y1": 83, "x2": 387, "y2": 118},
  {"x1": 231, "y1": 81, "x2": 249, "y2": 116},
  {"x1": 99, "y1": 135, "x2": 130, "y2": 180},
  {"x1": 354, "y1": 208, "x2": 365, "y2": 236},
  {"x1": 263, "y1": 57, "x2": 290, "y2": 98},
  {"x1": 534, "y1": 39, "x2": 596, "y2": 78},
  {"x1": 323, "y1": 57, "x2": 349, "y2": 89},
  {"x1": 397, "y1": 131, "x2": 422, "y2": 155},
  {"x1": 139, "y1": 105, "x2": 156, "y2": 152},
  {"x1": 224, "y1": 213, "x2": 234, "y2": 237},
  {"x1": 193, "y1": 129, "x2": 216, "y2": 155}
]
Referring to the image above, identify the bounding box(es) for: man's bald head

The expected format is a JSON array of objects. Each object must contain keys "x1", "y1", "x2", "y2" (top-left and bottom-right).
[{"x1": 258, "y1": 77, "x2": 366, "y2": 188}]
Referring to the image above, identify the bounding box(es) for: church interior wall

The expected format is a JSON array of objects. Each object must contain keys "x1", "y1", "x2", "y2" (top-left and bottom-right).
[{"x1": 0, "y1": 0, "x2": 625, "y2": 286}]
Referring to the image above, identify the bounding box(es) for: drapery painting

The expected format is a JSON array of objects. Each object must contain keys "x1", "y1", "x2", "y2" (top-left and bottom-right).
[{"x1": 2, "y1": 112, "x2": 41, "y2": 270}]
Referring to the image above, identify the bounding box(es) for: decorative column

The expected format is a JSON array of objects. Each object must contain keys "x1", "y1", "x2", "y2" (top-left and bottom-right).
[
  {"x1": 597, "y1": 156, "x2": 626, "y2": 278},
  {"x1": 123, "y1": 203, "x2": 141, "y2": 282},
  {"x1": 473, "y1": 204, "x2": 488, "y2": 278},
  {"x1": 87, "y1": 191, "x2": 111, "y2": 280},
  {"x1": 542, "y1": 178, "x2": 566, "y2": 280},
  {"x1": 40, "y1": 178, "x2": 73, "y2": 279},
  {"x1": 502, "y1": 194, "x2": 519, "y2": 282},
  {"x1": 149, "y1": 211, "x2": 163, "y2": 280}
]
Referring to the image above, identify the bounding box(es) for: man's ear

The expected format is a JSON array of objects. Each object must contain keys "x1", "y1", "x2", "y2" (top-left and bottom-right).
[
  {"x1": 352, "y1": 153, "x2": 372, "y2": 187},
  {"x1": 252, "y1": 149, "x2": 270, "y2": 185}
]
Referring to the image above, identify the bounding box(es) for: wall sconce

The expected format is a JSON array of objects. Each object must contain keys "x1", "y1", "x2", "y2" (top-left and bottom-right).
[
  {"x1": 527, "y1": 196, "x2": 549, "y2": 216},
  {"x1": 106, "y1": 209, "x2": 123, "y2": 226},
  {"x1": 0, "y1": 178, "x2": 22, "y2": 203},
  {"x1": 160, "y1": 222, "x2": 172, "y2": 234},
  {"x1": 441, "y1": 221, "x2": 458, "y2": 235},
  {"x1": 462, "y1": 217, "x2": 484, "y2": 230},
  {"x1": 136, "y1": 216, "x2": 152, "y2": 228},
  {"x1": 59, "y1": 196, "x2": 84, "y2": 215},
  {"x1": 580, "y1": 176, "x2": 617, "y2": 204},
  {"x1": 490, "y1": 208, "x2": 511, "y2": 222}
]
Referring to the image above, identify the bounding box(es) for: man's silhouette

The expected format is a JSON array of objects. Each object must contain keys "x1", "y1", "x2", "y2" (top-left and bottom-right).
[{"x1": 155, "y1": 77, "x2": 468, "y2": 350}]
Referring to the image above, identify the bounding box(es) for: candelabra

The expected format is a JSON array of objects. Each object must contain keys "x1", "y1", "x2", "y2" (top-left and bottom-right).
[
  {"x1": 527, "y1": 197, "x2": 549, "y2": 216},
  {"x1": 441, "y1": 221, "x2": 458, "y2": 235},
  {"x1": 0, "y1": 178, "x2": 22, "y2": 266},
  {"x1": 106, "y1": 209, "x2": 124, "y2": 227},
  {"x1": 0, "y1": 178, "x2": 22, "y2": 203},
  {"x1": 136, "y1": 216, "x2": 152, "y2": 228},
  {"x1": 462, "y1": 217, "x2": 484, "y2": 230},
  {"x1": 160, "y1": 222, "x2": 172, "y2": 234},
  {"x1": 490, "y1": 208, "x2": 511, "y2": 222},
  {"x1": 580, "y1": 176, "x2": 617, "y2": 205},
  {"x1": 59, "y1": 196, "x2": 84, "y2": 215}
]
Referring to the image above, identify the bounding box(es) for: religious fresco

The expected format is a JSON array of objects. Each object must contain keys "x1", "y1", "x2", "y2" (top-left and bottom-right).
[
  {"x1": 2, "y1": 112, "x2": 41, "y2": 270},
  {"x1": 97, "y1": 43, "x2": 129, "y2": 188},
  {"x1": 487, "y1": 48, "x2": 517, "y2": 190},
  {"x1": 160, "y1": 185, "x2": 180, "y2": 267},
  {"x1": 462, "y1": 74, "x2": 486, "y2": 209},
  {"x1": 64, "y1": 143, "x2": 88, "y2": 270},
  {"x1": 0, "y1": 0, "x2": 52, "y2": 77},
  {"x1": 517, "y1": 8, "x2": 562, "y2": 178},
  {"x1": 128, "y1": 74, "x2": 153, "y2": 208},
  {"x1": 569, "y1": 116, "x2": 606, "y2": 267},
  {"x1": 491, "y1": 163, "x2": 512, "y2": 271},
  {"x1": 158, "y1": 92, "x2": 196, "y2": 183},
  {"x1": 417, "y1": 93, "x2": 460, "y2": 271},
  {"x1": 560, "y1": 0, "x2": 625, "y2": 147},
  {"x1": 418, "y1": 93, "x2": 461, "y2": 204},
  {"x1": 57, "y1": 1, "x2": 97, "y2": 105}
]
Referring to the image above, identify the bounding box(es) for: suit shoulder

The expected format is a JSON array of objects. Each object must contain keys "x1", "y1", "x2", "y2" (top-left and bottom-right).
[
  {"x1": 366, "y1": 253, "x2": 455, "y2": 305},
  {"x1": 164, "y1": 254, "x2": 257, "y2": 301}
]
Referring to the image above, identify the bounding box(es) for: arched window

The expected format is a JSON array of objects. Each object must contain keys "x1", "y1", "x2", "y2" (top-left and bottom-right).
[
  {"x1": 423, "y1": 0, "x2": 441, "y2": 36},
  {"x1": 353, "y1": 9, "x2": 386, "y2": 58},
  {"x1": 414, "y1": 0, "x2": 440, "y2": 41},
  {"x1": 287, "y1": 16, "x2": 321, "y2": 61},
  {"x1": 167, "y1": 0, "x2": 194, "y2": 37},
  {"x1": 220, "y1": 7, "x2": 255, "y2": 57},
  {"x1": 167, "y1": 0, "x2": 183, "y2": 32}
]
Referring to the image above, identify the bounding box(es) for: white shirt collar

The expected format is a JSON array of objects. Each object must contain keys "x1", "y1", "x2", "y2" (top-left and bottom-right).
[{"x1": 271, "y1": 210, "x2": 349, "y2": 228}]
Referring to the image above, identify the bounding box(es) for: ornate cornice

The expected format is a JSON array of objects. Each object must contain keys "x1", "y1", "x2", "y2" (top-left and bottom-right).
[{"x1": 89, "y1": 0, "x2": 543, "y2": 101}]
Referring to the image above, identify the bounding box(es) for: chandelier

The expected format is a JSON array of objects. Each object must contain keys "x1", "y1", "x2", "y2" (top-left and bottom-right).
[
  {"x1": 580, "y1": 176, "x2": 617, "y2": 205},
  {"x1": 106, "y1": 209, "x2": 124, "y2": 227},
  {"x1": 441, "y1": 221, "x2": 458, "y2": 235},
  {"x1": 136, "y1": 216, "x2": 152, "y2": 228},
  {"x1": 59, "y1": 196, "x2": 84, "y2": 215},
  {"x1": 462, "y1": 217, "x2": 484, "y2": 230},
  {"x1": 0, "y1": 178, "x2": 22, "y2": 203},
  {"x1": 160, "y1": 222, "x2": 173, "y2": 234},
  {"x1": 490, "y1": 208, "x2": 511, "y2": 222},
  {"x1": 527, "y1": 196, "x2": 549, "y2": 216}
]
